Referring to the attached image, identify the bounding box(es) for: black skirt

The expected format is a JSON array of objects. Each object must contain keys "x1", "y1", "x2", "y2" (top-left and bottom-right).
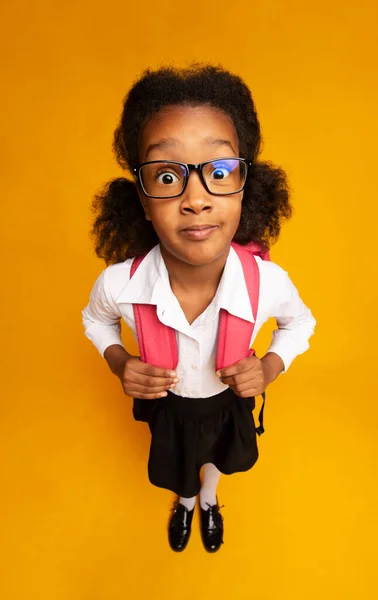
[{"x1": 133, "y1": 388, "x2": 265, "y2": 498}]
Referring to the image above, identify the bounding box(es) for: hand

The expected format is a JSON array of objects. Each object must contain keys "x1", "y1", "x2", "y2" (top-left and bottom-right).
[
  {"x1": 216, "y1": 353, "x2": 283, "y2": 398},
  {"x1": 120, "y1": 354, "x2": 180, "y2": 400}
]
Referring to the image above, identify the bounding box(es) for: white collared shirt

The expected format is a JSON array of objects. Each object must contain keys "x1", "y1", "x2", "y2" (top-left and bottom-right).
[{"x1": 81, "y1": 245, "x2": 316, "y2": 398}]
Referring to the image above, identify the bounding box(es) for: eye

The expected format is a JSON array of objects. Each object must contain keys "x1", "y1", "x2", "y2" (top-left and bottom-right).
[
  {"x1": 156, "y1": 171, "x2": 180, "y2": 185},
  {"x1": 209, "y1": 163, "x2": 233, "y2": 180}
]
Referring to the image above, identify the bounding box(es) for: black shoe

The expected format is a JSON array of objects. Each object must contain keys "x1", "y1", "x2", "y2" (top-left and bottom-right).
[
  {"x1": 168, "y1": 502, "x2": 195, "y2": 552},
  {"x1": 200, "y1": 501, "x2": 224, "y2": 553}
]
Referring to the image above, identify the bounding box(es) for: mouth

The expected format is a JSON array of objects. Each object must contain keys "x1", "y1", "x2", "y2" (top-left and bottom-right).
[{"x1": 179, "y1": 224, "x2": 219, "y2": 241}]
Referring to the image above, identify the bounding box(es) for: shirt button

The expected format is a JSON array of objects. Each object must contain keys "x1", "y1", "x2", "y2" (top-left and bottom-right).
[
  {"x1": 191, "y1": 363, "x2": 199, "y2": 370},
  {"x1": 190, "y1": 392, "x2": 198, "y2": 397}
]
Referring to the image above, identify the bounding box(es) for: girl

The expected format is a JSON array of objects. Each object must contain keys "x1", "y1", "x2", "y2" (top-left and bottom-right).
[{"x1": 81, "y1": 64, "x2": 316, "y2": 553}]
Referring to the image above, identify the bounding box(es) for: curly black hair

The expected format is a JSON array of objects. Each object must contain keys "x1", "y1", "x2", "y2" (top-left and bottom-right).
[{"x1": 91, "y1": 63, "x2": 292, "y2": 265}]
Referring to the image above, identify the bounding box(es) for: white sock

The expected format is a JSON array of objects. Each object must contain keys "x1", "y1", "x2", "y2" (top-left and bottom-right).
[
  {"x1": 199, "y1": 463, "x2": 221, "y2": 510},
  {"x1": 178, "y1": 496, "x2": 196, "y2": 511}
]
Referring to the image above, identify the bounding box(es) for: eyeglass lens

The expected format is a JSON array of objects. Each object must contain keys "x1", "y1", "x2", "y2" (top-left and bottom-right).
[{"x1": 139, "y1": 159, "x2": 247, "y2": 197}]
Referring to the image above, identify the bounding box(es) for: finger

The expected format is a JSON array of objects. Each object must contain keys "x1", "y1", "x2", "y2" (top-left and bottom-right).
[
  {"x1": 233, "y1": 385, "x2": 264, "y2": 398},
  {"x1": 125, "y1": 389, "x2": 169, "y2": 400},
  {"x1": 216, "y1": 356, "x2": 260, "y2": 378},
  {"x1": 135, "y1": 361, "x2": 178, "y2": 380},
  {"x1": 124, "y1": 360, "x2": 179, "y2": 387},
  {"x1": 232, "y1": 378, "x2": 264, "y2": 395},
  {"x1": 125, "y1": 371, "x2": 179, "y2": 389},
  {"x1": 220, "y1": 368, "x2": 262, "y2": 387}
]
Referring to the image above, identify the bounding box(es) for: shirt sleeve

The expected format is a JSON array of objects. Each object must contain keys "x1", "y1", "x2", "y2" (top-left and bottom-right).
[
  {"x1": 266, "y1": 267, "x2": 316, "y2": 372},
  {"x1": 81, "y1": 268, "x2": 125, "y2": 357}
]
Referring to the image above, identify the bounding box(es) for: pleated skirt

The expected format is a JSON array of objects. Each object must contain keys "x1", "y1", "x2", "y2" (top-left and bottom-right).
[{"x1": 133, "y1": 387, "x2": 261, "y2": 498}]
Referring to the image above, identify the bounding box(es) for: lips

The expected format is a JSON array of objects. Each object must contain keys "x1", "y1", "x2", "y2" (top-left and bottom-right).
[
  {"x1": 180, "y1": 224, "x2": 219, "y2": 241},
  {"x1": 181, "y1": 224, "x2": 218, "y2": 231}
]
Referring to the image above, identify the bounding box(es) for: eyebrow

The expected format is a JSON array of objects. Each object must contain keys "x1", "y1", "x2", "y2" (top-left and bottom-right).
[
  {"x1": 145, "y1": 138, "x2": 177, "y2": 158},
  {"x1": 204, "y1": 137, "x2": 237, "y2": 155}
]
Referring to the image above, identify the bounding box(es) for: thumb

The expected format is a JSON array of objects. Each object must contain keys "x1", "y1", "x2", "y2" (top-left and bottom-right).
[{"x1": 216, "y1": 356, "x2": 257, "y2": 378}]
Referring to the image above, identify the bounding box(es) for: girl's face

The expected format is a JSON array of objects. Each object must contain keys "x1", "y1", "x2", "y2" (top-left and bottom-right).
[{"x1": 137, "y1": 104, "x2": 243, "y2": 267}]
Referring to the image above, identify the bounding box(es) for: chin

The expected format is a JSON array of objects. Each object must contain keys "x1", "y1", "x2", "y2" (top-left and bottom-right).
[{"x1": 163, "y1": 240, "x2": 230, "y2": 267}]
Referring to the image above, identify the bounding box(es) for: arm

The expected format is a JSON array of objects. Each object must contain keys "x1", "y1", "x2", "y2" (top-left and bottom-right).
[
  {"x1": 104, "y1": 344, "x2": 131, "y2": 378},
  {"x1": 82, "y1": 270, "x2": 179, "y2": 397},
  {"x1": 264, "y1": 265, "x2": 316, "y2": 373},
  {"x1": 260, "y1": 352, "x2": 285, "y2": 385},
  {"x1": 81, "y1": 268, "x2": 126, "y2": 358},
  {"x1": 217, "y1": 266, "x2": 316, "y2": 396}
]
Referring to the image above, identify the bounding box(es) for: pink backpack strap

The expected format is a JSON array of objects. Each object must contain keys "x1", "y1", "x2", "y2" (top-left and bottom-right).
[
  {"x1": 215, "y1": 243, "x2": 260, "y2": 371},
  {"x1": 130, "y1": 255, "x2": 178, "y2": 370},
  {"x1": 217, "y1": 242, "x2": 267, "y2": 436},
  {"x1": 244, "y1": 240, "x2": 271, "y2": 261}
]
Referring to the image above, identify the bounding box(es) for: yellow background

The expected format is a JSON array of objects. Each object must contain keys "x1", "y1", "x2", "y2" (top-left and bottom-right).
[{"x1": 1, "y1": 1, "x2": 377, "y2": 598}]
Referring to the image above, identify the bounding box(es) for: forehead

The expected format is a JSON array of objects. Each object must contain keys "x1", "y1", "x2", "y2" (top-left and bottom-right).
[{"x1": 138, "y1": 105, "x2": 239, "y2": 161}]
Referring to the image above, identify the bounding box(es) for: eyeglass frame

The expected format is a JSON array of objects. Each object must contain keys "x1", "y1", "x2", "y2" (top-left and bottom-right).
[{"x1": 132, "y1": 157, "x2": 253, "y2": 199}]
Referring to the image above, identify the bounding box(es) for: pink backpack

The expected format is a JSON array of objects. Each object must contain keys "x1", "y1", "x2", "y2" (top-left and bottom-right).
[{"x1": 130, "y1": 242, "x2": 270, "y2": 435}]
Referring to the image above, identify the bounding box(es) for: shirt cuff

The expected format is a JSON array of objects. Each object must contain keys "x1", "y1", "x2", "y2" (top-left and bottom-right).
[
  {"x1": 84, "y1": 323, "x2": 125, "y2": 358},
  {"x1": 267, "y1": 332, "x2": 309, "y2": 373}
]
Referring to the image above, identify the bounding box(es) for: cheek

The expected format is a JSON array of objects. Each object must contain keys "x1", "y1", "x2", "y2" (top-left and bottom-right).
[
  {"x1": 148, "y1": 201, "x2": 177, "y2": 233},
  {"x1": 220, "y1": 196, "x2": 243, "y2": 228}
]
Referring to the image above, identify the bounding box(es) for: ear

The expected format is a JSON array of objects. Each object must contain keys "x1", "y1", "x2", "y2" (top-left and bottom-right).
[{"x1": 136, "y1": 187, "x2": 152, "y2": 221}]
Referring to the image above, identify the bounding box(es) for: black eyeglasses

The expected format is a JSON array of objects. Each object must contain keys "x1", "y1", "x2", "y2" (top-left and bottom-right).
[{"x1": 132, "y1": 158, "x2": 252, "y2": 199}]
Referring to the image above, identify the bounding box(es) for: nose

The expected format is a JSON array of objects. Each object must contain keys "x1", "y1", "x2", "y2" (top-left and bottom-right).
[{"x1": 180, "y1": 170, "x2": 213, "y2": 214}]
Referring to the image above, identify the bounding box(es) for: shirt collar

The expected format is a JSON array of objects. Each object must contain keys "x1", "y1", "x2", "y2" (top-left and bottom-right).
[
  {"x1": 115, "y1": 244, "x2": 255, "y2": 324},
  {"x1": 216, "y1": 246, "x2": 255, "y2": 323},
  {"x1": 115, "y1": 244, "x2": 164, "y2": 306}
]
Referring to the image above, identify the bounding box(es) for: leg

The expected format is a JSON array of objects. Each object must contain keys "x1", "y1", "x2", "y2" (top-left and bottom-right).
[
  {"x1": 199, "y1": 463, "x2": 224, "y2": 553},
  {"x1": 178, "y1": 495, "x2": 196, "y2": 511},
  {"x1": 200, "y1": 463, "x2": 221, "y2": 509}
]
